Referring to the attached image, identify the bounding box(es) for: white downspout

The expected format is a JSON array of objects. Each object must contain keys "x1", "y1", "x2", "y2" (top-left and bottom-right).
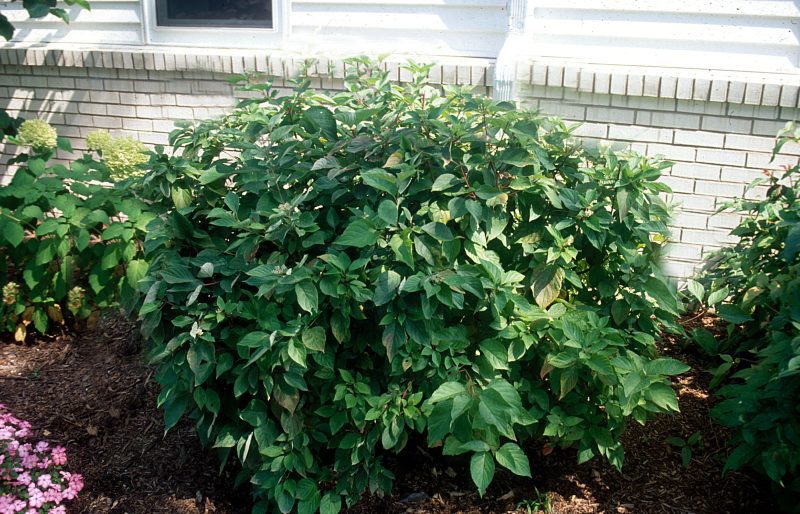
[{"x1": 493, "y1": 0, "x2": 528, "y2": 102}]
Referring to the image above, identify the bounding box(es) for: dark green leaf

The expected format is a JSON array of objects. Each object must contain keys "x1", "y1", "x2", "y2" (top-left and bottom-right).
[
  {"x1": 495, "y1": 442, "x2": 531, "y2": 477},
  {"x1": 295, "y1": 282, "x2": 319, "y2": 313},
  {"x1": 717, "y1": 304, "x2": 752, "y2": 324},
  {"x1": 373, "y1": 270, "x2": 401, "y2": 306},
  {"x1": 335, "y1": 219, "x2": 378, "y2": 247}
]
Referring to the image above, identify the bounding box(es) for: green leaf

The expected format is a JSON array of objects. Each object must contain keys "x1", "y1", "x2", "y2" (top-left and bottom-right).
[
  {"x1": 377, "y1": 200, "x2": 398, "y2": 226},
  {"x1": 302, "y1": 326, "x2": 326, "y2": 352},
  {"x1": 373, "y1": 270, "x2": 401, "y2": 306},
  {"x1": 531, "y1": 265, "x2": 564, "y2": 309},
  {"x1": 421, "y1": 222, "x2": 454, "y2": 241},
  {"x1": 586, "y1": 354, "x2": 614, "y2": 376},
  {"x1": 707, "y1": 286, "x2": 729, "y2": 306},
  {"x1": 480, "y1": 339, "x2": 509, "y2": 370},
  {"x1": 198, "y1": 262, "x2": 214, "y2": 278},
  {"x1": 288, "y1": 340, "x2": 307, "y2": 367},
  {"x1": 56, "y1": 136, "x2": 73, "y2": 152},
  {"x1": 681, "y1": 446, "x2": 692, "y2": 468},
  {"x1": 163, "y1": 394, "x2": 188, "y2": 432},
  {"x1": 296, "y1": 479, "x2": 318, "y2": 502},
  {"x1": 304, "y1": 106, "x2": 337, "y2": 140},
  {"x1": 320, "y1": 492, "x2": 341, "y2": 514},
  {"x1": 470, "y1": 451, "x2": 495, "y2": 497},
  {"x1": 431, "y1": 173, "x2": 461, "y2": 192},
  {"x1": 2, "y1": 221, "x2": 24, "y2": 247},
  {"x1": 611, "y1": 300, "x2": 629, "y2": 325},
  {"x1": 685, "y1": 279, "x2": 705, "y2": 303},
  {"x1": 645, "y1": 276, "x2": 680, "y2": 315},
  {"x1": 32, "y1": 308, "x2": 48, "y2": 333},
  {"x1": 717, "y1": 304, "x2": 753, "y2": 324},
  {"x1": 495, "y1": 442, "x2": 531, "y2": 477},
  {"x1": 547, "y1": 352, "x2": 575, "y2": 368},
  {"x1": 361, "y1": 169, "x2": 397, "y2": 196},
  {"x1": 126, "y1": 259, "x2": 149, "y2": 287},
  {"x1": 0, "y1": 17, "x2": 13, "y2": 40},
  {"x1": 691, "y1": 328, "x2": 718, "y2": 356},
  {"x1": 49, "y1": 7, "x2": 70, "y2": 23},
  {"x1": 429, "y1": 382, "x2": 466, "y2": 403},
  {"x1": 645, "y1": 358, "x2": 690, "y2": 376},
  {"x1": 295, "y1": 282, "x2": 319, "y2": 313},
  {"x1": 616, "y1": 189, "x2": 630, "y2": 220},
  {"x1": 335, "y1": 219, "x2": 378, "y2": 247},
  {"x1": 784, "y1": 224, "x2": 800, "y2": 261},
  {"x1": 171, "y1": 187, "x2": 192, "y2": 209},
  {"x1": 646, "y1": 382, "x2": 680, "y2": 411},
  {"x1": 25, "y1": 0, "x2": 52, "y2": 18},
  {"x1": 381, "y1": 323, "x2": 404, "y2": 362}
]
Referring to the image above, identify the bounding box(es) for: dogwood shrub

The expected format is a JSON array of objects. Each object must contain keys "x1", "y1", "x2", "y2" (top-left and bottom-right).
[
  {"x1": 692, "y1": 122, "x2": 800, "y2": 507},
  {"x1": 138, "y1": 60, "x2": 684, "y2": 512}
]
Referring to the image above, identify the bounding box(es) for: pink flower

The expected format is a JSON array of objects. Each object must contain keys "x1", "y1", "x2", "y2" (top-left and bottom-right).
[
  {"x1": 27, "y1": 484, "x2": 45, "y2": 508},
  {"x1": 0, "y1": 406, "x2": 81, "y2": 511},
  {"x1": 43, "y1": 488, "x2": 62, "y2": 504},
  {"x1": 20, "y1": 453, "x2": 38, "y2": 470},
  {"x1": 50, "y1": 447, "x2": 67, "y2": 466},
  {"x1": 36, "y1": 473, "x2": 52, "y2": 489}
]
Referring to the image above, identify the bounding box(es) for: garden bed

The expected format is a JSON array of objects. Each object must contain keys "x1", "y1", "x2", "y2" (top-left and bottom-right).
[{"x1": 0, "y1": 314, "x2": 774, "y2": 514}]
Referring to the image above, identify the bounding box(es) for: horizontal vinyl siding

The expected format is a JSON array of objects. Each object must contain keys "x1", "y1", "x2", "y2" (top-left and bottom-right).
[
  {"x1": 527, "y1": 0, "x2": 800, "y2": 73},
  {"x1": 3, "y1": 0, "x2": 143, "y2": 45},
  {"x1": 291, "y1": 0, "x2": 507, "y2": 58}
]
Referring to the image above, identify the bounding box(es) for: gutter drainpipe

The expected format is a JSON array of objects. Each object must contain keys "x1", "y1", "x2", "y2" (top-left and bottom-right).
[{"x1": 493, "y1": 0, "x2": 527, "y2": 102}]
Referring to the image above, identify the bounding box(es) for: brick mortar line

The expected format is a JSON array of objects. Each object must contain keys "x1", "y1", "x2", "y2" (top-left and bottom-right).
[{"x1": 522, "y1": 61, "x2": 800, "y2": 109}]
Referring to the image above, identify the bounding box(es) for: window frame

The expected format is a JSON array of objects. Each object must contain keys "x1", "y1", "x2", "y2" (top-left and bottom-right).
[{"x1": 143, "y1": 0, "x2": 285, "y2": 48}]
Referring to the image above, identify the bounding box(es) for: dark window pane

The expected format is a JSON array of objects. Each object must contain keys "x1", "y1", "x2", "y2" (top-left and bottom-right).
[{"x1": 156, "y1": 0, "x2": 272, "y2": 28}]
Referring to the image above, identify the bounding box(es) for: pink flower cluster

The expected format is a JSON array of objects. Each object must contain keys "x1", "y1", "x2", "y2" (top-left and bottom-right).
[{"x1": 0, "y1": 404, "x2": 83, "y2": 514}]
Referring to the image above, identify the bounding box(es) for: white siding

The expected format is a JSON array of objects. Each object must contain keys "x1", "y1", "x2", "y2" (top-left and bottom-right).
[
  {"x1": 3, "y1": 0, "x2": 505, "y2": 58},
  {"x1": 3, "y1": 0, "x2": 143, "y2": 45},
  {"x1": 526, "y1": 0, "x2": 800, "y2": 73},
  {"x1": 290, "y1": 0, "x2": 507, "y2": 58}
]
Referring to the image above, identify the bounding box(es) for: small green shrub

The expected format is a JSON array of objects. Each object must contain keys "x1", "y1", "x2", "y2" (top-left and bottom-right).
[
  {"x1": 0, "y1": 124, "x2": 152, "y2": 339},
  {"x1": 138, "y1": 60, "x2": 684, "y2": 512},
  {"x1": 693, "y1": 122, "x2": 800, "y2": 507}
]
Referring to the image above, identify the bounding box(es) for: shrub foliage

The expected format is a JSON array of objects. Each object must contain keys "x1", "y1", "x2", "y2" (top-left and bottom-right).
[
  {"x1": 692, "y1": 123, "x2": 800, "y2": 504},
  {"x1": 0, "y1": 135, "x2": 151, "y2": 339},
  {"x1": 135, "y1": 61, "x2": 684, "y2": 512}
]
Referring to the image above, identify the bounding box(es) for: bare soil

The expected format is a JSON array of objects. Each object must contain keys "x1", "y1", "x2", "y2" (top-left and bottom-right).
[{"x1": 0, "y1": 313, "x2": 774, "y2": 514}]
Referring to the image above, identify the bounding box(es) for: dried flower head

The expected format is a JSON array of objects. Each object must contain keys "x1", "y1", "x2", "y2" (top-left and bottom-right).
[
  {"x1": 2, "y1": 282, "x2": 20, "y2": 306},
  {"x1": 66, "y1": 286, "x2": 85, "y2": 313}
]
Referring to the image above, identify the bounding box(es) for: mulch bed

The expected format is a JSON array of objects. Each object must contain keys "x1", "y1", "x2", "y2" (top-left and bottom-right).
[{"x1": 0, "y1": 312, "x2": 775, "y2": 513}]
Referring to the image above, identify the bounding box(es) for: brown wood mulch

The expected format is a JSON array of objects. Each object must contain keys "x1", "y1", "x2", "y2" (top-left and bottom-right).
[{"x1": 0, "y1": 313, "x2": 775, "y2": 514}]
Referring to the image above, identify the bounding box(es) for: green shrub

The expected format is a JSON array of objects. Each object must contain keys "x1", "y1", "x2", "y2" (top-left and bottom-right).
[
  {"x1": 0, "y1": 124, "x2": 152, "y2": 339},
  {"x1": 138, "y1": 60, "x2": 684, "y2": 513},
  {"x1": 692, "y1": 122, "x2": 800, "y2": 507}
]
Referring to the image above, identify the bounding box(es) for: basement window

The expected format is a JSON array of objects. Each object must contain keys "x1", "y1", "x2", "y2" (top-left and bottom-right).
[{"x1": 155, "y1": 0, "x2": 273, "y2": 29}]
